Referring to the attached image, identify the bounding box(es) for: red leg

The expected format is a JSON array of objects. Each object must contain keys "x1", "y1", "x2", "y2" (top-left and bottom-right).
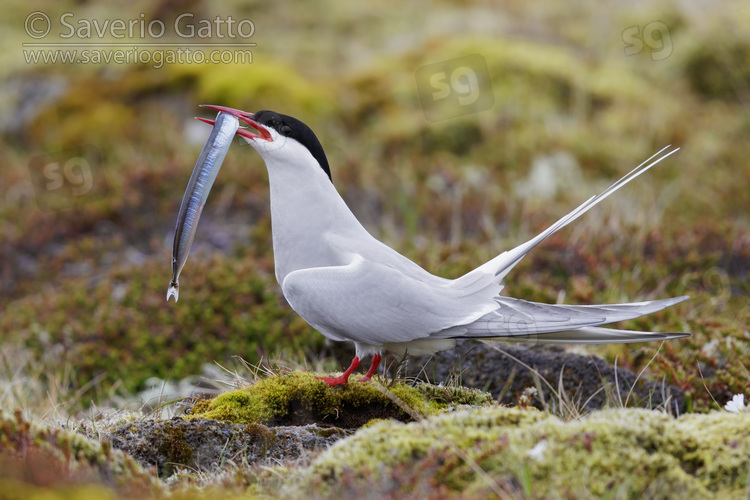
[
  {"x1": 317, "y1": 356, "x2": 361, "y2": 386},
  {"x1": 357, "y1": 353, "x2": 382, "y2": 383}
]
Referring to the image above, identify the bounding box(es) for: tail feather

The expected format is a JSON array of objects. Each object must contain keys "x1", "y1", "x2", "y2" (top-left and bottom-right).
[
  {"x1": 487, "y1": 327, "x2": 691, "y2": 344},
  {"x1": 439, "y1": 146, "x2": 689, "y2": 345},
  {"x1": 452, "y1": 145, "x2": 681, "y2": 294},
  {"x1": 436, "y1": 295, "x2": 689, "y2": 342}
]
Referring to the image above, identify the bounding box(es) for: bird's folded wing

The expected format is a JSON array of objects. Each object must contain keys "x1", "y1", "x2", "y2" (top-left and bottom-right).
[{"x1": 280, "y1": 255, "x2": 498, "y2": 345}]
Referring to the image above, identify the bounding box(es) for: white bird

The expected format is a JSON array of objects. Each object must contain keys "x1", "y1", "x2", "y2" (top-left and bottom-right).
[{"x1": 169, "y1": 104, "x2": 689, "y2": 386}]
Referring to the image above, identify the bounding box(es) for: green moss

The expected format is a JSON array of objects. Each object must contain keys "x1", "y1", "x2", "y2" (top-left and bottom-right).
[
  {"x1": 189, "y1": 398, "x2": 212, "y2": 417},
  {"x1": 298, "y1": 407, "x2": 750, "y2": 498},
  {"x1": 244, "y1": 422, "x2": 277, "y2": 451},
  {"x1": 313, "y1": 426, "x2": 347, "y2": 438},
  {"x1": 187, "y1": 372, "x2": 495, "y2": 428},
  {"x1": 156, "y1": 423, "x2": 193, "y2": 475}
]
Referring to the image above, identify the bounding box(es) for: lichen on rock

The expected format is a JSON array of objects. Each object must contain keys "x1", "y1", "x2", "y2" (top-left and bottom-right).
[{"x1": 109, "y1": 417, "x2": 349, "y2": 477}]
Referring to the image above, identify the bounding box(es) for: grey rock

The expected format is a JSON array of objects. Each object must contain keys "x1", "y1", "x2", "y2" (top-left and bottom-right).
[
  {"x1": 109, "y1": 417, "x2": 351, "y2": 476},
  {"x1": 329, "y1": 339, "x2": 686, "y2": 413}
]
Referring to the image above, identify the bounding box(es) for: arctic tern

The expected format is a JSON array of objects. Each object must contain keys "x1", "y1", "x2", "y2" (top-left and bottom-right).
[{"x1": 168, "y1": 104, "x2": 689, "y2": 386}]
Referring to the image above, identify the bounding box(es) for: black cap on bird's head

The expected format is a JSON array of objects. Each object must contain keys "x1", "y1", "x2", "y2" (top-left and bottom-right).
[{"x1": 197, "y1": 105, "x2": 331, "y2": 181}]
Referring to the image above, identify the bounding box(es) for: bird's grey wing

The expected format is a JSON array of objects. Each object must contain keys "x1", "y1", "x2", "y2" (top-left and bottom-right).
[
  {"x1": 452, "y1": 146, "x2": 680, "y2": 293},
  {"x1": 434, "y1": 295, "x2": 689, "y2": 340},
  {"x1": 280, "y1": 255, "x2": 494, "y2": 345}
]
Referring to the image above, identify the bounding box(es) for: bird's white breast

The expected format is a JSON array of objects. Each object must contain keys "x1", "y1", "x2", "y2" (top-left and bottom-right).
[{"x1": 262, "y1": 146, "x2": 371, "y2": 284}]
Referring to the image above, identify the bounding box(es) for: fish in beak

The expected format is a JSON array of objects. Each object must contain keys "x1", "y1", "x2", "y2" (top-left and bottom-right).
[
  {"x1": 167, "y1": 105, "x2": 273, "y2": 301},
  {"x1": 196, "y1": 105, "x2": 273, "y2": 142}
]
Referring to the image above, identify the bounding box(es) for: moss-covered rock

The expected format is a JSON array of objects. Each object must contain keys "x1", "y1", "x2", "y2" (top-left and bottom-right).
[
  {"x1": 187, "y1": 372, "x2": 494, "y2": 428},
  {"x1": 104, "y1": 373, "x2": 494, "y2": 479},
  {"x1": 296, "y1": 407, "x2": 750, "y2": 498},
  {"x1": 109, "y1": 416, "x2": 348, "y2": 477},
  {"x1": 0, "y1": 409, "x2": 155, "y2": 495}
]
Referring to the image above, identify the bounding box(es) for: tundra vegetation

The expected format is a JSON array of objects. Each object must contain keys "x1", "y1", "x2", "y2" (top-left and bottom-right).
[{"x1": 1, "y1": 1, "x2": 748, "y2": 498}]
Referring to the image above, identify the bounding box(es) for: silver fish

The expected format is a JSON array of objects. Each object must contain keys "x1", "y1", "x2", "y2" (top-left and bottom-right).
[{"x1": 167, "y1": 111, "x2": 239, "y2": 301}]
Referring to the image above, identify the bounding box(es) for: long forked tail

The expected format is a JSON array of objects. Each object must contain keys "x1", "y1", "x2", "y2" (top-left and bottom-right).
[
  {"x1": 497, "y1": 327, "x2": 690, "y2": 344},
  {"x1": 453, "y1": 145, "x2": 681, "y2": 291},
  {"x1": 438, "y1": 295, "x2": 690, "y2": 344}
]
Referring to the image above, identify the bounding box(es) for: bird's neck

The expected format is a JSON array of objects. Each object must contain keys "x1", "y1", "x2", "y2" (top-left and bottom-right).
[{"x1": 264, "y1": 156, "x2": 369, "y2": 284}]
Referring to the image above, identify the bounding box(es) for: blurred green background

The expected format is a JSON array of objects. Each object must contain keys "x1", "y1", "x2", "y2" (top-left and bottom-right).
[{"x1": 0, "y1": 0, "x2": 748, "y2": 413}]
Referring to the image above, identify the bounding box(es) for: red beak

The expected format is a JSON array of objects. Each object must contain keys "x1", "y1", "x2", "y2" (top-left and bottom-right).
[{"x1": 196, "y1": 104, "x2": 273, "y2": 142}]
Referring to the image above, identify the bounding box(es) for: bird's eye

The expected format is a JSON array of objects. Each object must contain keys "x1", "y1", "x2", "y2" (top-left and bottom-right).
[{"x1": 280, "y1": 124, "x2": 293, "y2": 137}]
